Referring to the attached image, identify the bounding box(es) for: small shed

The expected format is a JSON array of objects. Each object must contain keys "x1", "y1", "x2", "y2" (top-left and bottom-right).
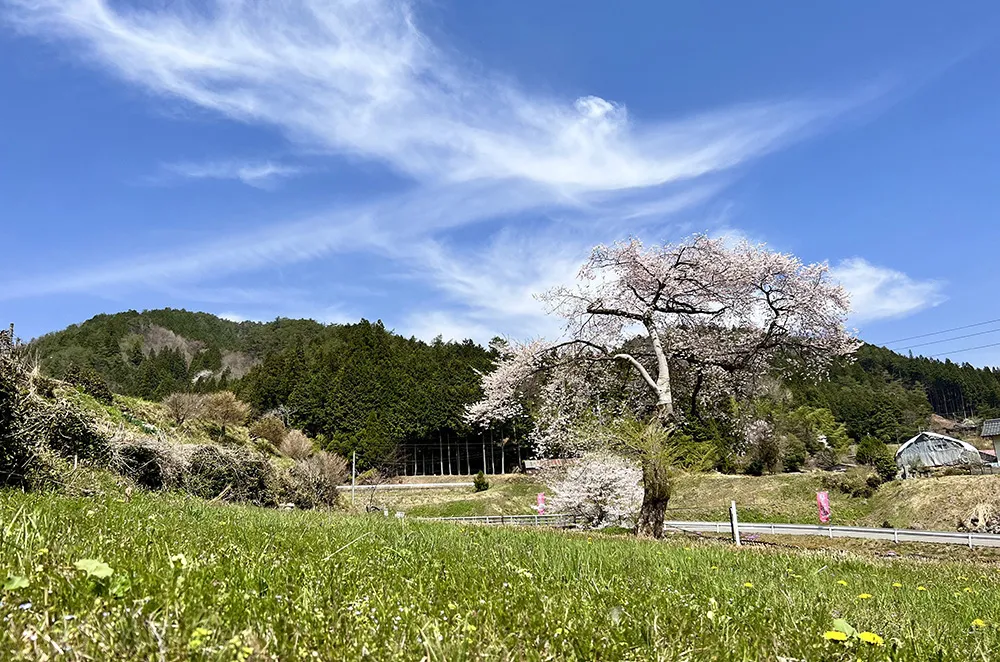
[
  {"x1": 982, "y1": 419, "x2": 1000, "y2": 461},
  {"x1": 895, "y1": 432, "x2": 983, "y2": 472}
]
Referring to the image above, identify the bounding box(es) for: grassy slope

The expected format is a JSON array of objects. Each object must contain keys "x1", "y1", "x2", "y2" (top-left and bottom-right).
[
  {"x1": 1, "y1": 492, "x2": 999, "y2": 661},
  {"x1": 671, "y1": 472, "x2": 1000, "y2": 531},
  {"x1": 65, "y1": 386, "x2": 266, "y2": 452},
  {"x1": 395, "y1": 472, "x2": 1000, "y2": 533},
  {"x1": 374, "y1": 476, "x2": 547, "y2": 518},
  {"x1": 54, "y1": 384, "x2": 1000, "y2": 532}
]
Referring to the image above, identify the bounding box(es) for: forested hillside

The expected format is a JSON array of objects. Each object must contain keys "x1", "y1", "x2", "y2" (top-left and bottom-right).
[
  {"x1": 30, "y1": 310, "x2": 498, "y2": 469},
  {"x1": 27, "y1": 309, "x2": 1000, "y2": 472}
]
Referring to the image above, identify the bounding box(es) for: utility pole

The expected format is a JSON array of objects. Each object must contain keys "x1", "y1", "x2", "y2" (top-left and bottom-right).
[
  {"x1": 351, "y1": 451, "x2": 357, "y2": 508},
  {"x1": 439, "y1": 431, "x2": 444, "y2": 476}
]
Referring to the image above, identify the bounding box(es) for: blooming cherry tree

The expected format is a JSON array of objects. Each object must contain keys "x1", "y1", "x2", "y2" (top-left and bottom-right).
[
  {"x1": 549, "y1": 452, "x2": 643, "y2": 529},
  {"x1": 468, "y1": 235, "x2": 856, "y2": 536}
]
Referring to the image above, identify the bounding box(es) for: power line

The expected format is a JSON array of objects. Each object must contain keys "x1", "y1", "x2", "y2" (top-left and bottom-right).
[
  {"x1": 897, "y1": 327, "x2": 1000, "y2": 350},
  {"x1": 929, "y1": 341, "x2": 1000, "y2": 359},
  {"x1": 881, "y1": 318, "x2": 1000, "y2": 346}
]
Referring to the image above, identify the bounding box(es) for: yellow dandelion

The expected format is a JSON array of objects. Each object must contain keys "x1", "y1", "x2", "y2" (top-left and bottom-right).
[
  {"x1": 859, "y1": 632, "x2": 884, "y2": 646},
  {"x1": 892, "y1": 582, "x2": 902, "y2": 588},
  {"x1": 964, "y1": 587, "x2": 974, "y2": 593},
  {"x1": 823, "y1": 631, "x2": 849, "y2": 641},
  {"x1": 972, "y1": 619, "x2": 987, "y2": 628},
  {"x1": 917, "y1": 586, "x2": 927, "y2": 591},
  {"x1": 743, "y1": 582, "x2": 754, "y2": 588},
  {"x1": 857, "y1": 593, "x2": 873, "y2": 599},
  {"x1": 836, "y1": 580, "x2": 848, "y2": 586}
]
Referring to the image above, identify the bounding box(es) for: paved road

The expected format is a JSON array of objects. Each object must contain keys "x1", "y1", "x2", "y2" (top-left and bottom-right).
[
  {"x1": 421, "y1": 514, "x2": 1000, "y2": 548},
  {"x1": 664, "y1": 520, "x2": 1000, "y2": 548}
]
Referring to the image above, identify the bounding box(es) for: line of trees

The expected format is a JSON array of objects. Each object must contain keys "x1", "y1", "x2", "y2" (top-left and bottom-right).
[{"x1": 27, "y1": 307, "x2": 1000, "y2": 481}]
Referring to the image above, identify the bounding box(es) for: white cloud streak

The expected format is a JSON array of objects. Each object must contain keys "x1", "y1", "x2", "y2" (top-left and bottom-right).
[
  {"x1": 5, "y1": 0, "x2": 855, "y2": 192},
  {"x1": 2, "y1": 0, "x2": 886, "y2": 334},
  {"x1": 832, "y1": 258, "x2": 947, "y2": 323},
  {"x1": 160, "y1": 159, "x2": 303, "y2": 187}
]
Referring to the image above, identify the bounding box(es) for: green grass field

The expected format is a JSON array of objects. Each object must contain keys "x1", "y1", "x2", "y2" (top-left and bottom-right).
[{"x1": 1, "y1": 492, "x2": 998, "y2": 661}]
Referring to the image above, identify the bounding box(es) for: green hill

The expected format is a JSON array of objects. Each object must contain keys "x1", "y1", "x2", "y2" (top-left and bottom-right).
[
  {"x1": 25, "y1": 308, "x2": 1000, "y2": 472},
  {"x1": 29, "y1": 309, "x2": 498, "y2": 469},
  {"x1": 31, "y1": 309, "x2": 327, "y2": 397}
]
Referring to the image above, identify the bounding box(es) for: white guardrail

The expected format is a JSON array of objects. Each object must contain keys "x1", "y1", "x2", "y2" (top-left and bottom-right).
[
  {"x1": 336, "y1": 483, "x2": 474, "y2": 491},
  {"x1": 420, "y1": 514, "x2": 575, "y2": 527},
  {"x1": 420, "y1": 515, "x2": 1000, "y2": 549}
]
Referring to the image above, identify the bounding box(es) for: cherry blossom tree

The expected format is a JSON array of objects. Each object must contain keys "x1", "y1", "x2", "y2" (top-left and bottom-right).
[
  {"x1": 467, "y1": 235, "x2": 856, "y2": 537},
  {"x1": 549, "y1": 452, "x2": 643, "y2": 529}
]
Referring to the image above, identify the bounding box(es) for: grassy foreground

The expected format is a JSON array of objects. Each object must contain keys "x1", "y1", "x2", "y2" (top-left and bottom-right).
[{"x1": 1, "y1": 493, "x2": 999, "y2": 661}]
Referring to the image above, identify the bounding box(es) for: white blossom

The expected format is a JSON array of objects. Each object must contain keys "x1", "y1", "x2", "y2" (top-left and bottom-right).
[
  {"x1": 549, "y1": 452, "x2": 642, "y2": 528},
  {"x1": 467, "y1": 235, "x2": 856, "y2": 446}
]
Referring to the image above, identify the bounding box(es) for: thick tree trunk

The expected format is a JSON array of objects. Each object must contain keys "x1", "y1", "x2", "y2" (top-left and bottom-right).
[
  {"x1": 636, "y1": 452, "x2": 672, "y2": 538},
  {"x1": 645, "y1": 320, "x2": 674, "y2": 419}
]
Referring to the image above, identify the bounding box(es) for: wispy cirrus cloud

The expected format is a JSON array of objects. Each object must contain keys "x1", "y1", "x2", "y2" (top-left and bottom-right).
[
  {"x1": 4, "y1": 0, "x2": 859, "y2": 192},
  {"x1": 2, "y1": 0, "x2": 893, "y2": 337},
  {"x1": 157, "y1": 159, "x2": 304, "y2": 188},
  {"x1": 831, "y1": 257, "x2": 947, "y2": 323}
]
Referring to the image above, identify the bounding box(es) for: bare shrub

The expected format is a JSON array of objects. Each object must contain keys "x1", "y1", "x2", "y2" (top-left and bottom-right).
[
  {"x1": 201, "y1": 391, "x2": 250, "y2": 439},
  {"x1": 162, "y1": 392, "x2": 204, "y2": 426},
  {"x1": 821, "y1": 466, "x2": 881, "y2": 499},
  {"x1": 279, "y1": 429, "x2": 313, "y2": 460},
  {"x1": 250, "y1": 416, "x2": 287, "y2": 446},
  {"x1": 279, "y1": 450, "x2": 347, "y2": 508}
]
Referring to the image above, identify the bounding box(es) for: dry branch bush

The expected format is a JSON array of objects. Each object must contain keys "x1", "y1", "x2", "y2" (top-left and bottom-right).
[
  {"x1": 109, "y1": 434, "x2": 190, "y2": 490},
  {"x1": 279, "y1": 429, "x2": 314, "y2": 459},
  {"x1": 250, "y1": 415, "x2": 287, "y2": 446},
  {"x1": 1, "y1": 327, "x2": 56, "y2": 487},
  {"x1": 186, "y1": 445, "x2": 278, "y2": 505},
  {"x1": 280, "y1": 451, "x2": 348, "y2": 508},
  {"x1": 162, "y1": 392, "x2": 204, "y2": 426}
]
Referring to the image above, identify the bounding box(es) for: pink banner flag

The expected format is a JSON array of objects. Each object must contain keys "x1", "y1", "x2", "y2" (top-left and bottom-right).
[
  {"x1": 817, "y1": 491, "x2": 831, "y2": 523},
  {"x1": 536, "y1": 493, "x2": 546, "y2": 515}
]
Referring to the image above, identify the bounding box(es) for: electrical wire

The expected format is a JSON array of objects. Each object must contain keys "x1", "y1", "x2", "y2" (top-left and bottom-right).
[
  {"x1": 881, "y1": 318, "x2": 1000, "y2": 346},
  {"x1": 896, "y1": 327, "x2": 1000, "y2": 350},
  {"x1": 929, "y1": 341, "x2": 1000, "y2": 359}
]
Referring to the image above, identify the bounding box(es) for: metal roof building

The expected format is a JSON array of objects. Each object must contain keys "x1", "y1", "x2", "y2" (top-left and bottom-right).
[{"x1": 895, "y1": 432, "x2": 983, "y2": 472}]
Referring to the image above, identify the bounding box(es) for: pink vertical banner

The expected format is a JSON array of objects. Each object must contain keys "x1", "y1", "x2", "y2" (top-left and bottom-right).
[
  {"x1": 817, "y1": 491, "x2": 831, "y2": 523},
  {"x1": 536, "y1": 493, "x2": 546, "y2": 515}
]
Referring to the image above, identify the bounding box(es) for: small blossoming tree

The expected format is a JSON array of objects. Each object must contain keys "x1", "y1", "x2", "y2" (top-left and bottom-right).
[
  {"x1": 549, "y1": 452, "x2": 642, "y2": 528},
  {"x1": 467, "y1": 235, "x2": 855, "y2": 537}
]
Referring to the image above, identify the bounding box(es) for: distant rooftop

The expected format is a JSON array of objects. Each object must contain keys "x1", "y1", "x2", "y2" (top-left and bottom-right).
[{"x1": 982, "y1": 419, "x2": 1000, "y2": 437}]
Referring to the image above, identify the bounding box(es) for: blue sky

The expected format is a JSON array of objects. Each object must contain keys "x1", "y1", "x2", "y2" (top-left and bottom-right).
[{"x1": 3, "y1": 1, "x2": 1000, "y2": 365}]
